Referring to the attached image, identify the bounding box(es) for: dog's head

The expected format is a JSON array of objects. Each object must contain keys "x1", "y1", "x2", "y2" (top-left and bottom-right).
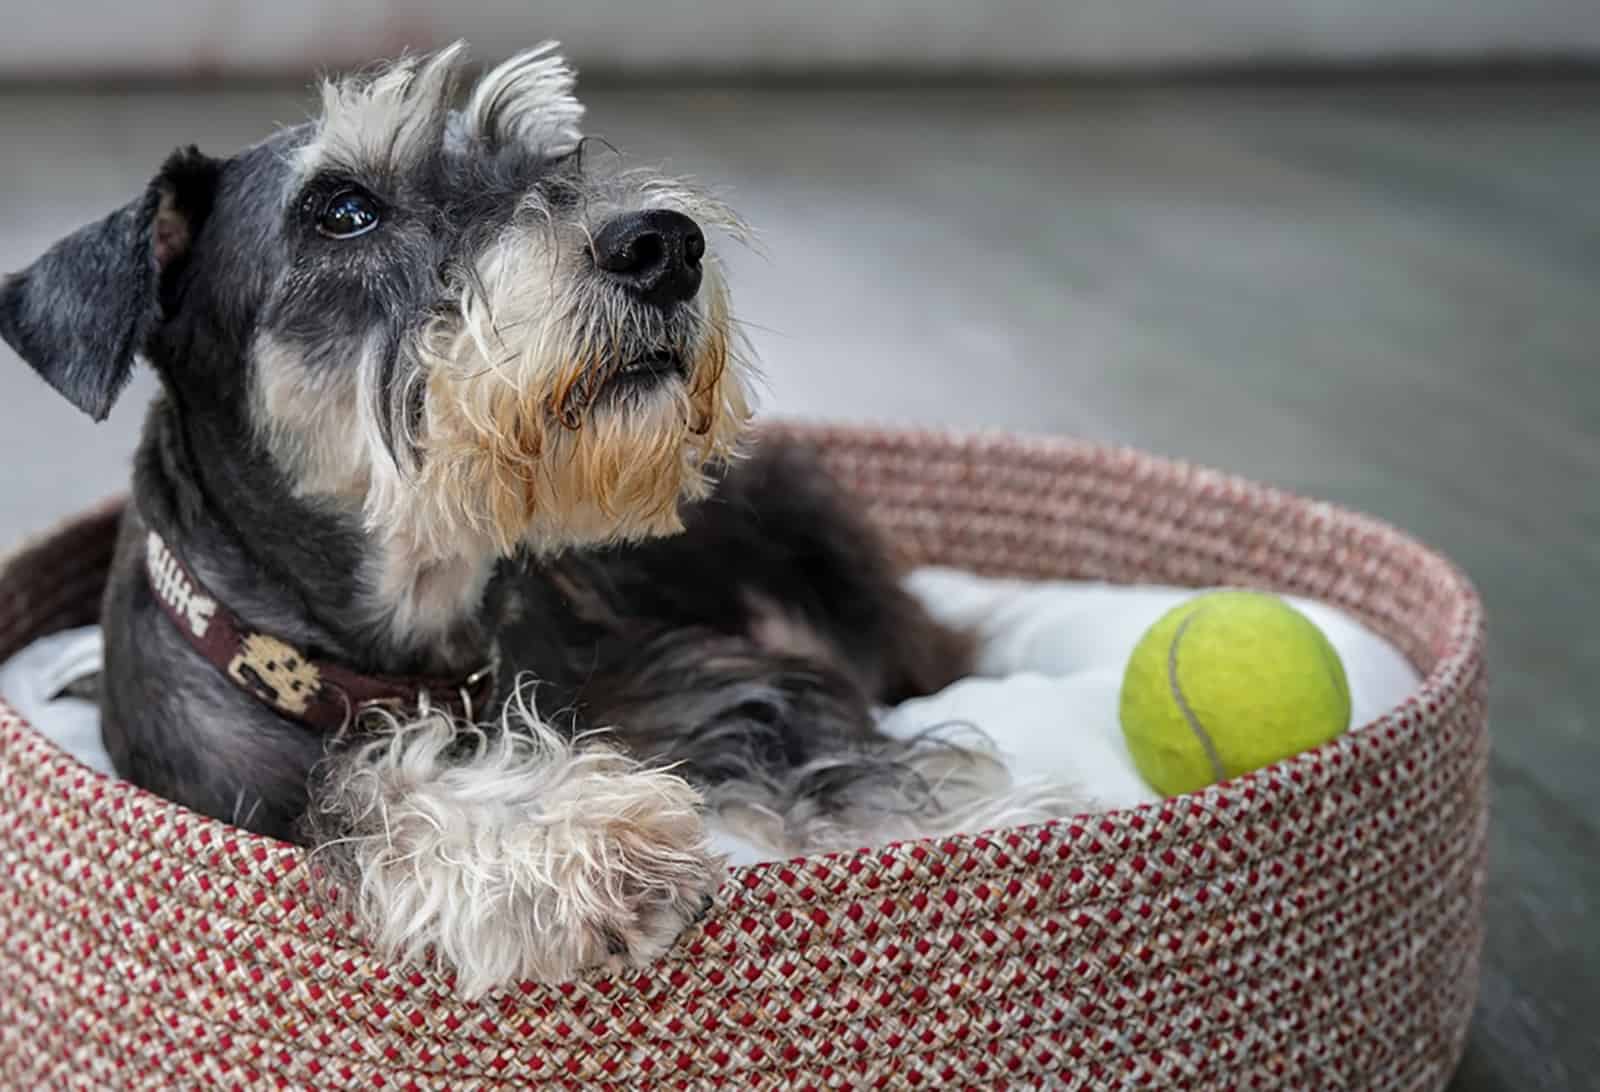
[{"x1": 0, "y1": 43, "x2": 753, "y2": 559}]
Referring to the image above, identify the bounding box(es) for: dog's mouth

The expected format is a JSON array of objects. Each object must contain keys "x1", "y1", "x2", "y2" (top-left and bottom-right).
[
  {"x1": 556, "y1": 348, "x2": 692, "y2": 427},
  {"x1": 603, "y1": 348, "x2": 688, "y2": 393}
]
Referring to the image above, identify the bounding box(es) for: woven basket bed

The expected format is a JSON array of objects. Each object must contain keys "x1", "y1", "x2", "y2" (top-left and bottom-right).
[{"x1": 0, "y1": 423, "x2": 1488, "y2": 1091}]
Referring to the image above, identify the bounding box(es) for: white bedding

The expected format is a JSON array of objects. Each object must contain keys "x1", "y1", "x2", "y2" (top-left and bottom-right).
[{"x1": 0, "y1": 568, "x2": 1420, "y2": 866}]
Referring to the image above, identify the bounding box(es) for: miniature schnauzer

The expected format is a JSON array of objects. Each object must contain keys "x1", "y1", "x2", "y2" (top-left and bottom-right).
[{"x1": 0, "y1": 44, "x2": 1055, "y2": 997}]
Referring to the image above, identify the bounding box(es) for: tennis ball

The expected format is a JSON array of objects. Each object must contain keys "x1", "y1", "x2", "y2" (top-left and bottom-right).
[{"x1": 1119, "y1": 590, "x2": 1351, "y2": 796}]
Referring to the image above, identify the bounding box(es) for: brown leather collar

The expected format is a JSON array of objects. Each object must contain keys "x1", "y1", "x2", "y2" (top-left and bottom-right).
[{"x1": 142, "y1": 528, "x2": 496, "y2": 733}]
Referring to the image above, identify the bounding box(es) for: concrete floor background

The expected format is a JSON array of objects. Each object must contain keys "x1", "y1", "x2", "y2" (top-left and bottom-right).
[
  {"x1": 1, "y1": 79, "x2": 1597, "y2": 1089},
  {"x1": 8, "y1": 1, "x2": 1600, "y2": 78}
]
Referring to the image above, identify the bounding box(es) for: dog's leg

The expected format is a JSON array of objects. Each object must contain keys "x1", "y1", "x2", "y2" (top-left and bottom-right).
[
  {"x1": 580, "y1": 628, "x2": 1078, "y2": 860},
  {"x1": 302, "y1": 698, "x2": 722, "y2": 999}
]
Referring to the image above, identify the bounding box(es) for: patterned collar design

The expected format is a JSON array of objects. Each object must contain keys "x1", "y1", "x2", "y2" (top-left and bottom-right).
[{"x1": 143, "y1": 528, "x2": 496, "y2": 732}]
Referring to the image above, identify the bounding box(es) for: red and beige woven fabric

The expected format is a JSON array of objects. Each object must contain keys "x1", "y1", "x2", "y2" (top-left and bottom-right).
[{"x1": 0, "y1": 424, "x2": 1488, "y2": 1091}]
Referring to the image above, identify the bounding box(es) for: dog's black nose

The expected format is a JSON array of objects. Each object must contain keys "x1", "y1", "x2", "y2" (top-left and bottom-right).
[{"x1": 591, "y1": 210, "x2": 705, "y2": 307}]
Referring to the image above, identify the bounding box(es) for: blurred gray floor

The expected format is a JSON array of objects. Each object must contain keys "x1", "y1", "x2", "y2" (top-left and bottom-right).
[{"x1": 2, "y1": 78, "x2": 1597, "y2": 1089}]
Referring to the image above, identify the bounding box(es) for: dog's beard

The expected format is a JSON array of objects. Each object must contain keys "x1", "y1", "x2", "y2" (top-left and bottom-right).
[{"x1": 369, "y1": 231, "x2": 752, "y2": 560}]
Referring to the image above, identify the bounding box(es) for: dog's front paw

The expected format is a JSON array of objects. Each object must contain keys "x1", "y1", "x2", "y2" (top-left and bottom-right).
[
  {"x1": 534, "y1": 779, "x2": 723, "y2": 981},
  {"x1": 307, "y1": 714, "x2": 725, "y2": 998},
  {"x1": 580, "y1": 808, "x2": 723, "y2": 973}
]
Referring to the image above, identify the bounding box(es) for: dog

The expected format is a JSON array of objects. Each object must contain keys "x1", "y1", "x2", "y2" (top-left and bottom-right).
[{"x1": 0, "y1": 43, "x2": 1063, "y2": 997}]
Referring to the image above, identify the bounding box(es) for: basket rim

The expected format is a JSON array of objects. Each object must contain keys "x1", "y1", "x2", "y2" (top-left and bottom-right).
[{"x1": 0, "y1": 421, "x2": 1486, "y2": 909}]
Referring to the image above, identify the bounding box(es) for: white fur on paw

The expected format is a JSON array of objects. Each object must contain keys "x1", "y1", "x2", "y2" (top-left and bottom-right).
[{"x1": 311, "y1": 704, "x2": 725, "y2": 999}]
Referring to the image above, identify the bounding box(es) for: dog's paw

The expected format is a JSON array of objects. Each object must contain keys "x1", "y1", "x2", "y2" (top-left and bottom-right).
[
  {"x1": 586, "y1": 822, "x2": 723, "y2": 973},
  {"x1": 306, "y1": 713, "x2": 726, "y2": 998}
]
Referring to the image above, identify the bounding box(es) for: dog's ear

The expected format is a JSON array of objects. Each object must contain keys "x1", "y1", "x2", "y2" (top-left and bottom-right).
[{"x1": 0, "y1": 146, "x2": 221, "y2": 421}]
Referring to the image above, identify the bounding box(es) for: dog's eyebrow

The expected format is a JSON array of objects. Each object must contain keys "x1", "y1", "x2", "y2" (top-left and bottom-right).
[{"x1": 298, "y1": 43, "x2": 468, "y2": 183}]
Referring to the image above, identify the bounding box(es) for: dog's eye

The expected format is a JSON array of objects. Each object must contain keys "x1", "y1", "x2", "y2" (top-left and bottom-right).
[{"x1": 316, "y1": 189, "x2": 381, "y2": 239}]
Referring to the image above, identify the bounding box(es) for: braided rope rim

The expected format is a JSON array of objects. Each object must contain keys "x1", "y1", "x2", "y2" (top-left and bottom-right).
[{"x1": 0, "y1": 423, "x2": 1488, "y2": 1091}]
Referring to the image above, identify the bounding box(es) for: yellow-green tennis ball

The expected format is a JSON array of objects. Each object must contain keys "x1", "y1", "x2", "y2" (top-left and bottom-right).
[{"x1": 1119, "y1": 590, "x2": 1352, "y2": 796}]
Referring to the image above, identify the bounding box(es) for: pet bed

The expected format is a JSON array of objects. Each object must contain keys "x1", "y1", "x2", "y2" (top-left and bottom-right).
[{"x1": 0, "y1": 423, "x2": 1488, "y2": 1090}]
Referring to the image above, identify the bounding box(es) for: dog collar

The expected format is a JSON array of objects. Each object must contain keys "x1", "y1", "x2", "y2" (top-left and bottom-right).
[{"x1": 142, "y1": 528, "x2": 497, "y2": 732}]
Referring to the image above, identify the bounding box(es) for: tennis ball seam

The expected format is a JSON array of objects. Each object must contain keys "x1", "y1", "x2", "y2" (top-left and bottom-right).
[{"x1": 1166, "y1": 608, "x2": 1227, "y2": 782}]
